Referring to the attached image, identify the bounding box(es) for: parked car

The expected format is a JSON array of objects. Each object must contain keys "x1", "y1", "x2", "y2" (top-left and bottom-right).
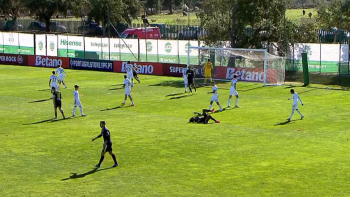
[
  {"x1": 150, "y1": 23, "x2": 170, "y2": 38},
  {"x1": 3, "y1": 20, "x2": 23, "y2": 31},
  {"x1": 50, "y1": 21, "x2": 67, "y2": 33},
  {"x1": 77, "y1": 21, "x2": 103, "y2": 36},
  {"x1": 178, "y1": 26, "x2": 206, "y2": 40},
  {"x1": 28, "y1": 21, "x2": 46, "y2": 32},
  {"x1": 120, "y1": 27, "x2": 161, "y2": 39}
]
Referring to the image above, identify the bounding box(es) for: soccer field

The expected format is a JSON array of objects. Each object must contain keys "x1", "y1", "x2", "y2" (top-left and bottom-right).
[{"x1": 1, "y1": 65, "x2": 350, "y2": 196}]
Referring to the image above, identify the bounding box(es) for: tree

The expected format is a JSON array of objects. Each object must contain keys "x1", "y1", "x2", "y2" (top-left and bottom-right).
[
  {"x1": 24, "y1": 0, "x2": 73, "y2": 32},
  {"x1": 86, "y1": 0, "x2": 141, "y2": 27},
  {"x1": 0, "y1": 0, "x2": 23, "y2": 30},
  {"x1": 162, "y1": 0, "x2": 182, "y2": 14}
]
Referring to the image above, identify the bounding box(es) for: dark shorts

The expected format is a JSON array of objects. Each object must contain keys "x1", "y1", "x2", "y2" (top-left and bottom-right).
[
  {"x1": 188, "y1": 78, "x2": 194, "y2": 84},
  {"x1": 133, "y1": 70, "x2": 138, "y2": 77},
  {"x1": 101, "y1": 142, "x2": 112, "y2": 153},
  {"x1": 54, "y1": 100, "x2": 62, "y2": 108}
]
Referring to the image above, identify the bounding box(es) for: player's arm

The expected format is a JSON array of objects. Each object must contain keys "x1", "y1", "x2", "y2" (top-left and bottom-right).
[
  {"x1": 49, "y1": 79, "x2": 51, "y2": 87},
  {"x1": 234, "y1": 83, "x2": 237, "y2": 90},
  {"x1": 298, "y1": 95, "x2": 304, "y2": 105},
  {"x1": 193, "y1": 112, "x2": 202, "y2": 116},
  {"x1": 92, "y1": 133, "x2": 102, "y2": 141}
]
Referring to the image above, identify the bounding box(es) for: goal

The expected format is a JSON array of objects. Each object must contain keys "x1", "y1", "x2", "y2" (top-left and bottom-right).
[{"x1": 187, "y1": 46, "x2": 286, "y2": 86}]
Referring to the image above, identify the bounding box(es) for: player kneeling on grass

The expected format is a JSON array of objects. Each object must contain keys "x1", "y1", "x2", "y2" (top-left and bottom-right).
[
  {"x1": 208, "y1": 81, "x2": 223, "y2": 112},
  {"x1": 228, "y1": 75, "x2": 239, "y2": 108},
  {"x1": 92, "y1": 121, "x2": 118, "y2": 168},
  {"x1": 287, "y1": 89, "x2": 304, "y2": 121},
  {"x1": 122, "y1": 75, "x2": 134, "y2": 106},
  {"x1": 72, "y1": 85, "x2": 85, "y2": 117},
  {"x1": 189, "y1": 109, "x2": 220, "y2": 124},
  {"x1": 52, "y1": 87, "x2": 65, "y2": 119}
]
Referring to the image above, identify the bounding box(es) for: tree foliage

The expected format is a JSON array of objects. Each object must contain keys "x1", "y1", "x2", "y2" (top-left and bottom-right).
[
  {"x1": 24, "y1": 0, "x2": 73, "y2": 32},
  {"x1": 0, "y1": 0, "x2": 22, "y2": 20},
  {"x1": 162, "y1": 0, "x2": 182, "y2": 14},
  {"x1": 199, "y1": 0, "x2": 319, "y2": 55},
  {"x1": 317, "y1": 0, "x2": 350, "y2": 30}
]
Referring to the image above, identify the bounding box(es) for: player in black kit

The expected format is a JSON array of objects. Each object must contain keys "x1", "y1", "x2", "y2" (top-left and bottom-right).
[
  {"x1": 189, "y1": 109, "x2": 220, "y2": 124},
  {"x1": 186, "y1": 67, "x2": 196, "y2": 93},
  {"x1": 92, "y1": 121, "x2": 119, "y2": 168},
  {"x1": 52, "y1": 87, "x2": 65, "y2": 119},
  {"x1": 130, "y1": 62, "x2": 141, "y2": 83}
]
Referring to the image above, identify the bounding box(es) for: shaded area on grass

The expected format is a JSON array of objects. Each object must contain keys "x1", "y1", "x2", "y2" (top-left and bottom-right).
[
  {"x1": 61, "y1": 167, "x2": 113, "y2": 181},
  {"x1": 274, "y1": 119, "x2": 302, "y2": 126},
  {"x1": 38, "y1": 89, "x2": 51, "y2": 91},
  {"x1": 169, "y1": 94, "x2": 193, "y2": 100},
  {"x1": 23, "y1": 116, "x2": 83, "y2": 125},
  {"x1": 109, "y1": 87, "x2": 124, "y2": 91},
  {"x1": 101, "y1": 106, "x2": 131, "y2": 111},
  {"x1": 28, "y1": 98, "x2": 52, "y2": 103}
]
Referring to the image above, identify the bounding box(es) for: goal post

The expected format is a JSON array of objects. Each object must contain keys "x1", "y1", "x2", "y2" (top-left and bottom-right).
[{"x1": 187, "y1": 46, "x2": 286, "y2": 86}]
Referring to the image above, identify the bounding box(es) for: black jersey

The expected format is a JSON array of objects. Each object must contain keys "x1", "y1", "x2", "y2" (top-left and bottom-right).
[
  {"x1": 53, "y1": 90, "x2": 62, "y2": 102},
  {"x1": 101, "y1": 127, "x2": 112, "y2": 143},
  {"x1": 186, "y1": 69, "x2": 195, "y2": 79}
]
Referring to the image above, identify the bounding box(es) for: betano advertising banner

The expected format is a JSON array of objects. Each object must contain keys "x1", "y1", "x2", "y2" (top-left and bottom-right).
[
  {"x1": 113, "y1": 61, "x2": 163, "y2": 75},
  {"x1": 58, "y1": 35, "x2": 84, "y2": 58},
  {"x1": 157, "y1": 40, "x2": 178, "y2": 63},
  {"x1": 35, "y1": 34, "x2": 46, "y2": 56},
  {"x1": 0, "y1": 53, "x2": 29, "y2": 65},
  {"x1": 70, "y1": 58, "x2": 113, "y2": 72},
  {"x1": 46, "y1": 34, "x2": 58, "y2": 57},
  {"x1": 226, "y1": 67, "x2": 278, "y2": 83},
  {"x1": 29, "y1": 55, "x2": 69, "y2": 68}
]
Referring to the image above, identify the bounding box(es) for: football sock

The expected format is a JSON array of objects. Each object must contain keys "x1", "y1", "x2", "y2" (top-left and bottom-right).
[
  {"x1": 98, "y1": 156, "x2": 105, "y2": 165},
  {"x1": 73, "y1": 106, "x2": 77, "y2": 114},
  {"x1": 123, "y1": 100, "x2": 126, "y2": 103},
  {"x1": 111, "y1": 154, "x2": 118, "y2": 164},
  {"x1": 189, "y1": 86, "x2": 192, "y2": 93},
  {"x1": 185, "y1": 85, "x2": 187, "y2": 92},
  {"x1": 194, "y1": 86, "x2": 197, "y2": 92},
  {"x1": 219, "y1": 105, "x2": 223, "y2": 111},
  {"x1": 289, "y1": 109, "x2": 295, "y2": 119},
  {"x1": 236, "y1": 98, "x2": 239, "y2": 105},
  {"x1": 79, "y1": 107, "x2": 83, "y2": 115},
  {"x1": 228, "y1": 99, "x2": 231, "y2": 106},
  {"x1": 296, "y1": 109, "x2": 303, "y2": 116},
  {"x1": 209, "y1": 104, "x2": 212, "y2": 110},
  {"x1": 55, "y1": 111, "x2": 57, "y2": 118}
]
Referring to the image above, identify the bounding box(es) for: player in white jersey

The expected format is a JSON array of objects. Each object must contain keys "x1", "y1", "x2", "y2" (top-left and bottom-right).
[
  {"x1": 49, "y1": 71, "x2": 58, "y2": 98},
  {"x1": 125, "y1": 61, "x2": 134, "y2": 87},
  {"x1": 122, "y1": 75, "x2": 134, "y2": 106},
  {"x1": 208, "y1": 81, "x2": 223, "y2": 112},
  {"x1": 228, "y1": 75, "x2": 239, "y2": 108},
  {"x1": 56, "y1": 65, "x2": 67, "y2": 88},
  {"x1": 287, "y1": 89, "x2": 304, "y2": 121},
  {"x1": 183, "y1": 67, "x2": 188, "y2": 93},
  {"x1": 72, "y1": 85, "x2": 86, "y2": 117}
]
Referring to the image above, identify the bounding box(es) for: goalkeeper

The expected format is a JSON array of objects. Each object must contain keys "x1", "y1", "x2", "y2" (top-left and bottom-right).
[
  {"x1": 189, "y1": 109, "x2": 220, "y2": 124},
  {"x1": 204, "y1": 59, "x2": 213, "y2": 83}
]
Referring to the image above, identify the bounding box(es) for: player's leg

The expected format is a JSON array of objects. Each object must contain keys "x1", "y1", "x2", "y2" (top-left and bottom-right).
[
  {"x1": 209, "y1": 101, "x2": 214, "y2": 110},
  {"x1": 122, "y1": 94, "x2": 127, "y2": 105},
  {"x1": 204, "y1": 115, "x2": 220, "y2": 123},
  {"x1": 58, "y1": 105, "x2": 65, "y2": 119},
  {"x1": 72, "y1": 105, "x2": 77, "y2": 116},
  {"x1": 61, "y1": 79, "x2": 67, "y2": 88},
  {"x1": 216, "y1": 101, "x2": 223, "y2": 111},
  {"x1": 184, "y1": 80, "x2": 188, "y2": 93},
  {"x1": 95, "y1": 145, "x2": 107, "y2": 168},
  {"x1": 202, "y1": 109, "x2": 214, "y2": 113},
  {"x1": 128, "y1": 95, "x2": 134, "y2": 106},
  {"x1": 108, "y1": 151, "x2": 119, "y2": 167},
  {"x1": 134, "y1": 73, "x2": 140, "y2": 83},
  {"x1": 235, "y1": 94, "x2": 239, "y2": 108},
  {"x1": 54, "y1": 106, "x2": 58, "y2": 118},
  {"x1": 287, "y1": 106, "x2": 296, "y2": 121},
  {"x1": 192, "y1": 80, "x2": 197, "y2": 92},
  {"x1": 296, "y1": 109, "x2": 304, "y2": 119},
  {"x1": 188, "y1": 80, "x2": 193, "y2": 93},
  {"x1": 228, "y1": 95, "x2": 232, "y2": 107}
]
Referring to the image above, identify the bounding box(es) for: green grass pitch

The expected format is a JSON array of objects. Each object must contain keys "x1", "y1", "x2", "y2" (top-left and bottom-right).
[{"x1": 1, "y1": 64, "x2": 350, "y2": 196}]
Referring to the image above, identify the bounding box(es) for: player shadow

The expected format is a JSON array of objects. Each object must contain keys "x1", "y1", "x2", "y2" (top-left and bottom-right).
[
  {"x1": 111, "y1": 84, "x2": 124, "y2": 86},
  {"x1": 61, "y1": 167, "x2": 113, "y2": 181},
  {"x1": 109, "y1": 87, "x2": 124, "y2": 91},
  {"x1": 100, "y1": 106, "x2": 131, "y2": 111},
  {"x1": 38, "y1": 88, "x2": 51, "y2": 91},
  {"x1": 166, "y1": 93, "x2": 185, "y2": 97},
  {"x1": 241, "y1": 85, "x2": 265, "y2": 92},
  {"x1": 169, "y1": 94, "x2": 192, "y2": 100},
  {"x1": 23, "y1": 118, "x2": 55, "y2": 125},
  {"x1": 274, "y1": 120, "x2": 298, "y2": 126},
  {"x1": 49, "y1": 117, "x2": 73, "y2": 123},
  {"x1": 28, "y1": 98, "x2": 52, "y2": 103},
  {"x1": 213, "y1": 108, "x2": 227, "y2": 113}
]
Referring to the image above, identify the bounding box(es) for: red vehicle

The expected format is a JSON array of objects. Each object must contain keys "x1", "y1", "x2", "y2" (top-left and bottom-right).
[{"x1": 120, "y1": 27, "x2": 161, "y2": 39}]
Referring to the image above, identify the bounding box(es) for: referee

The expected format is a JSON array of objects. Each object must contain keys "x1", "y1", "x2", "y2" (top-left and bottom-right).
[
  {"x1": 92, "y1": 121, "x2": 118, "y2": 168},
  {"x1": 186, "y1": 67, "x2": 196, "y2": 93}
]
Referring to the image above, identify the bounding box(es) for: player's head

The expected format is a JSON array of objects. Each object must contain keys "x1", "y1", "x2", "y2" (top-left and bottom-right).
[
  {"x1": 124, "y1": 75, "x2": 127, "y2": 79},
  {"x1": 127, "y1": 61, "x2": 131, "y2": 64},
  {"x1": 208, "y1": 59, "x2": 211, "y2": 62},
  {"x1": 233, "y1": 75, "x2": 237, "y2": 79},
  {"x1": 51, "y1": 86, "x2": 56, "y2": 91},
  {"x1": 290, "y1": 89, "x2": 295, "y2": 94},
  {"x1": 52, "y1": 71, "x2": 55, "y2": 75},
  {"x1": 74, "y1": 85, "x2": 79, "y2": 90},
  {"x1": 212, "y1": 80, "x2": 216, "y2": 85},
  {"x1": 100, "y1": 121, "x2": 106, "y2": 128},
  {"x1": 189, "y1": 117, "x2": 195, "y2": 122}
]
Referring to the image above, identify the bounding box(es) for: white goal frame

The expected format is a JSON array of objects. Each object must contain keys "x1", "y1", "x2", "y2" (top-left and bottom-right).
[{"x1": 187, "y1": 46, "x2": 274, "y2": 86}]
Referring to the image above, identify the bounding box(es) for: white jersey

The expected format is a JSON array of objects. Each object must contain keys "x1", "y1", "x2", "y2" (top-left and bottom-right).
[
  {"x1": 73, "y1": 90, "x2": 80, "y2": 102},
  {"x1": 56, "y1": 67, "x2": 65, "y2": 76},
  {"x1": 292, "y1": 93, "x2": 303, "y2": 106},
  {"x1": 183, "y1": 68, "x2": 188, "y2": 79},
  {"x1": 125, "y1": 64, "x2": 133, "y2": 76},
  {"x1": 212, "y1": 85, "x2": 218, "y2": 96},
  {"x1": 124, "y1": 79, "x2": 131, "y2": 89},
  {"x1": 231, "y1": 79, "x2": 237, "y2": 89},
  {"x1": 50, "y1": 75, "x2": 58, "y2": 86}
]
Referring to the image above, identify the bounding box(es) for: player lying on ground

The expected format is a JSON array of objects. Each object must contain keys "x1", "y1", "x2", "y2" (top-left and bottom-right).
[
  {"x1": 122, "y1": 75, "x2": 134, "y2": 106},
  {"x1": 92, "y1": 121, "x2": 118, "y2": 168},
  {"x1": 56, "y1": 65, "x2": 67, "y2": 89},
  {"x1": 189, "y1": 109, "x2": 220, "y2": 124},
  {"x1": 52, "y1": 87, "x2": 65, "y2": 119},
  {"x1": 287, "y1": 89, "x2": 304, "y2": 121}
]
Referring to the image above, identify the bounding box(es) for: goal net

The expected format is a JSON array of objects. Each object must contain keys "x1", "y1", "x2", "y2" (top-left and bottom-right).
[{"x1": 187, "y1": 47, "x2": 286, "y2": 86}]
